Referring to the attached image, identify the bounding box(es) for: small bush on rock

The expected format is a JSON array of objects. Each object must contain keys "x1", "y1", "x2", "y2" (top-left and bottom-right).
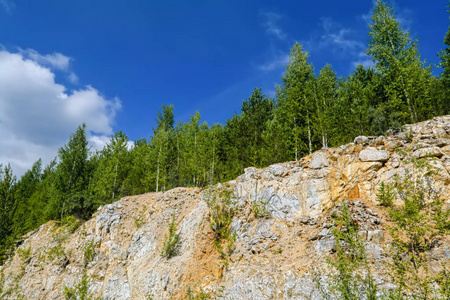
[{"x1": 161, "y1": 214, "x2": 180, "y2": 259}]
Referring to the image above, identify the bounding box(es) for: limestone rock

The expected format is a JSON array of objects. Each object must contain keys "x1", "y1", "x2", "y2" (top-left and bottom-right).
[
  {"x1": 359, "y1": 147, "x2": 389, "y2": 162},
  {"x1": 412, "y1": 146, "x2": 444, "y2": 158},
  {"x1": 310, "y1": 151, "x2": 329, "y2": 169},
  {"x1": 354, "y1": 135, "x2": 369, "y2": 145}
]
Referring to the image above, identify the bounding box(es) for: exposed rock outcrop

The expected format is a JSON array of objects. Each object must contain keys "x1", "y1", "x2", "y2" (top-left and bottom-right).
[{"x1": 1, "y1": 116, "x2": 450, "y2": 299}]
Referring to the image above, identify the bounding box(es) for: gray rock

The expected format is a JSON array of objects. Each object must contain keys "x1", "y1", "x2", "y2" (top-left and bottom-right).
[
  {"x1": 367, "y1": 230, "x2": 384, "y2": 244},
  {"x1": 413, "y1": 147, "x2": 444, "y2": 158},
  {"x1": 354, "y1": 136, "x2": 369, "y2": 145},
  {"x1": 359, "y1": 147, "x2": 389, "y2": 162},
  {"x1": 318, "y1": 228, "x2": 330, "y2": 238},
  {"x1": 310, "y1": 152, "x2": 330, "y2": 169},
  {"x1": 314, "y1": 239, "x2": 336, "y2": 252}
]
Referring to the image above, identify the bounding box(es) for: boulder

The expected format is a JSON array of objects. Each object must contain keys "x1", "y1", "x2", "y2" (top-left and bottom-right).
[
  {"x1": 412, "y1": 147, "x2": 444, "y2": 158},
  {"x1": 310, "y1": 152, "x2": 329, "y2": 169},
  {"x1": 359, "y1": 147, "x2": 389, "y2": 162},
  {"x1": 354, "y1": 136, "x2": 369, "y2": 146}
]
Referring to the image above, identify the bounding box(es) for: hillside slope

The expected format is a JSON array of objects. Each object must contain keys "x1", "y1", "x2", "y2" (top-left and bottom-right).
[{"x1": 1, "y1": 116, "x2": 450, "y2": 299}]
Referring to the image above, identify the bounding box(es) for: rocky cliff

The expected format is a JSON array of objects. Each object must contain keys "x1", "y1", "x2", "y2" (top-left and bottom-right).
[{"x1": 1, "y1": 116, "x2": 450, "y2": 299}]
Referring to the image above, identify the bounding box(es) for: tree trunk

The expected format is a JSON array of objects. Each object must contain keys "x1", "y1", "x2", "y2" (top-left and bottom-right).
[{"x1": 112, "y1": 162, "x2": 118, "y2": 203}]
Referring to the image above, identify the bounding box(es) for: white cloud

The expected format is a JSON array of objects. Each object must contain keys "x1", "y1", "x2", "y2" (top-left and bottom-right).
[
  {"x1": 68, "y1": 72, "x2": 79, "y2": 84},
  {"x1": 258, "y1": 52, "x2": 289, "y2": 72},
  {"x1": 0, "y1": 50, "x2": 121, "y2": 176},
  {"x1": 260, "y1": 10, "x2": 287, "y2": 40},
  {"x1": 20, "y1": 49, "x2": 71, "y2": 71},
  {"x1": 317, "y1": 18, "x2": 364, "y2": 53}
]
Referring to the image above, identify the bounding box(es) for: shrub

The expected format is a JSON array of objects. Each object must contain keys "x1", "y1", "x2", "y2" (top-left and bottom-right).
[
  {"x1": 161, "y1": 214, "x2": 180, "y2": 259},
  {"x1": 376, "y1": 182, "x2": 395, "y2": 207},
  {"x1": 317, "y1": 201, "x2": 378, "y2": 300},
  {"x1": 64, "y1": 271, "x2": 92, "y2": 300},
  {"x1": 252, "y1": 198, "x2": 269, "y2": 218},
  {"x1": 204, "y1": 185, "x2": 236, "y2": 259},
  {"x1": 60, "y1": 215, "x2": 82, "y2": 233},
  {"x1": 378, "y1": 156, "x2": 450, "y2": 298},
  {"x1": 83, "y1": 240, "x2": 95, "y2": 266}
]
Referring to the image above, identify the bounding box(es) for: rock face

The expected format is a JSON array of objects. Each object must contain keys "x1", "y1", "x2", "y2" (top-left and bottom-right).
[{"x1": 1, "y1": 116, "x2": 450, "y2": 299}]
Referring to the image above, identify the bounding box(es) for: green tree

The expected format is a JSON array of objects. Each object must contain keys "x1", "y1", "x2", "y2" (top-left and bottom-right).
[
  {"x1": 313, "y1": 64, "x2": 336, "y2": 149},
  {"x1": 125, "y1": 138, "x2": 152, "y2": 195},
  {"x1": 240, "y1": 88, "x2": 274, "y2": 167},
  {"x1": 437, "y1": 0, "x2": 450, "y2": 115},
  {"x1": 91, "y1": 131, "x2": 131, "y2": 206},
  {"x1": 12, "y1": 159, "x2": 42, "y2": 238},
  {"x1": 50, "y1": 124, "x2": 91, "y2": 219},
  {"x1": 275, "y1": 42, "x2": 316, "y2": 160},
  {"x1": 0, "y1": 164, "x2": 17, "y2": 263},
  {"x1": 367, "y1": 0, "x2": 432, "y2": 126}
]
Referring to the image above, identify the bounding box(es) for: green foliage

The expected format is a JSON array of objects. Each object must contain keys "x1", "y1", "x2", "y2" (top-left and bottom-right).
[
  {"x1": 204, "y1": 185, "x2": 236, "y2": 259},
  {"x1": 318, "y1": 201, "x2": 378, "y2": 300},
  {"x1": 0, "y1": 164, "x2": 17, "y2": 265},
  {"x1": 367, "y1": 0, "x2": 432, "y2": 125},
  {"x1": 376, "y1": 156, "x2": 450, "y2": 299},
  {"x1": 47, "y1": 230, "x2": 67, "y2": 261},
  {"x1": 376, "y1": 182, "x2": 395, "y2": 207},
  {"x1": 252, "y1": 199, "x2": 269, "y2": 219},
  {"x1": 16, "y1": 246, "x2": 31, "y2": 261},
  {"x1": 185, "y1": 284, "x2": 225, "y2": 300},
  {"x1": 161, "y1": 214, "x2": 180, "y2": 259},
  {"x1": 1, "y1": 1, "x2": 449, "y2": 279},
  {"x1": 64, "y1": 271, "x2": 93, "y2": 300},
  {"x1": 83, "y1": 240, "x2": 95, "y2": 266},
  {"x1": 60, "y1": 215, "x2": 82, "y2": 233},
  {"x1": 90, "y1": 131, "x2": 131, "y2": 207},
  {"x1": 0, "y1": 271, "x2": 5, "y2": 296},
  {"x1": 186, "y1": 285, "x2": 210, "y2": 300}
]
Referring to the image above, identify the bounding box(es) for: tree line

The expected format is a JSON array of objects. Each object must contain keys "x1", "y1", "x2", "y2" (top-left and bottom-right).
[{"x1": 1, "y1": 0, "x2": 450, "y2": 263}]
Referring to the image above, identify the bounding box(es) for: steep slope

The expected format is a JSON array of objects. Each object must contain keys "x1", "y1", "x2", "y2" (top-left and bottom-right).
[{"x1": 1, "y1": 116, "x2": 450, "y2": 299}]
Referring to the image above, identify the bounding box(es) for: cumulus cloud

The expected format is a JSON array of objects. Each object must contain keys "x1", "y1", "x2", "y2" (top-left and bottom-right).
[
  {"x1": 260, "y1": 10, "x2": 287, "y2": 40},
  {"x1": 0, "y1": 50, "x2": 121, "y2": 176}
]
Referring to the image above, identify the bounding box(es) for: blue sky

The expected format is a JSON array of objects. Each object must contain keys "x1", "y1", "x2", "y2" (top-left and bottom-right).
[{"x1": 0, "y1": 0, "x2": 448, "y2": 175}]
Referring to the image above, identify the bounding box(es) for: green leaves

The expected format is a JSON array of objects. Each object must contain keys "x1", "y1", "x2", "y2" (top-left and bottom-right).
[{"x1": 368, "y1": 0, "x2": 432, "y2": 125}]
